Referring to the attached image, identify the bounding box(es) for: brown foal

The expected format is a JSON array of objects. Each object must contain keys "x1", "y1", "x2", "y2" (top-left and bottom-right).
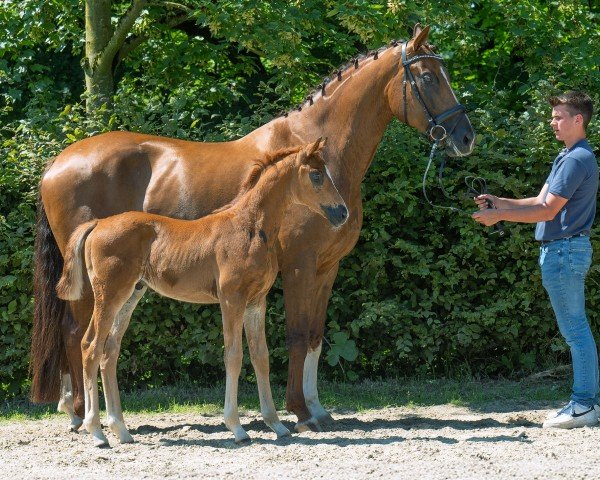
[
  {"x1": 32, "y1": 25, "x2": 475, "y2": 432},
  {"x1": 55, "y1": 140, "x2": 347, "y2": 446}
]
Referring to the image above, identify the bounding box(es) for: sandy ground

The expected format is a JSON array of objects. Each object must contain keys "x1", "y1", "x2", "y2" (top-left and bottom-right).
[{"x1": 1, "y1": 403, "x2": 599, "y2": 479}]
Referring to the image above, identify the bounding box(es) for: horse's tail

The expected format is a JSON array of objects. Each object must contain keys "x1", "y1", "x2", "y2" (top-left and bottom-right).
[
  {"x1": 56, "y1": 220, "x2": 98, "y2": 301},
  {"x1": 30, "y1": 196, "x2": 67, "y2": 403}
]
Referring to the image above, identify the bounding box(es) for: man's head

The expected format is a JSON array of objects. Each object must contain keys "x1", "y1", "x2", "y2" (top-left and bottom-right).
[{"x1": 549, "y1": 91, "x2": 593, "y2": 146}]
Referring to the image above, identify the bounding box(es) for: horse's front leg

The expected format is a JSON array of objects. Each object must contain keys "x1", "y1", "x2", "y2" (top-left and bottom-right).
[
  {"x1": 100, "y1": 285, "x2": 146, "y2": 444},
  {"x1": 220, "y1": 294, "x2": 250, "y2": 443},
  {"x1": 281, "y1": 262, "x2": 321, "y2": 433},
  {"x1": 304, "y1": 263, "x2": 339, "y2": 425},
  {"x1": 243, "y1": 297, "x2": 290, "y2": 439}
]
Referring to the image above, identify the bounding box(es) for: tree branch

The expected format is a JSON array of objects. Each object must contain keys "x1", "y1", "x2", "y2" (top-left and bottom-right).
[
  {"x1": 115, "y1": 12, "x2": 192, "y2": 68},
  {"x1": 99, "y1": 0, "x2": 148, "y2": 70}
]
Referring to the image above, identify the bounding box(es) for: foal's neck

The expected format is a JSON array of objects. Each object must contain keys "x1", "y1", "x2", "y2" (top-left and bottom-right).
[
  {"x1": 233, "y1": 160, "x2": 297, "y2": 240},
  {"x1": 282, "y1": 47, "x2": 399, "y2": 197}
]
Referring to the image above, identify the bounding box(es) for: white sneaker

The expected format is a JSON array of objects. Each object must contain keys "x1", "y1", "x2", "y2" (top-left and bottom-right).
[{"x1": 543, "y1": 401, "x2": 599, "y2": 429}]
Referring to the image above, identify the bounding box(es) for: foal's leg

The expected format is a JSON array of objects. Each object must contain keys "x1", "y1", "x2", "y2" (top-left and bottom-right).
[
  {"x1": 100, "y1": 284, "x2": 147, "y2": 444},
  {"x1": 82, "y1": 281, "x2": 134, "y2": 447},
  {"x1": 220, "y1": 295, "x2": 250, "y2": 443},
  {"x1": 304, "y1": 264, "x2": 339, "y2": 424},
  {"x1": 243, "y1": 298, "x2": 290, "y2": 438}
]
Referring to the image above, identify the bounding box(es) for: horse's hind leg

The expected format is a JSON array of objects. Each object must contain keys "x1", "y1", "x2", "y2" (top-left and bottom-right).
[
  {"x1": 59, "y1": 290, "x2": 95, "y2": 431},
  {"x1": 56, "y1": 372, "x2": 83, "y2": 431},
  {"x1": 100, "y1": 284, "x2": 147, "y2": 444},
  {"x1": 243, "y1": 298, "x2": 290, "y2": 439},
  {"x1": 304, "y1": 264, "x2": 339, "y2": 425},
  {"x1": 220, "y1": 294, "x2": 249, "y2": 443}
]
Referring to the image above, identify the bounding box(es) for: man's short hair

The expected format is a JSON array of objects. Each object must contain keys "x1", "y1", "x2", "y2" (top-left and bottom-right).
[{"x1": 549, "y1": 91, "x2": 593, "y2": 129}]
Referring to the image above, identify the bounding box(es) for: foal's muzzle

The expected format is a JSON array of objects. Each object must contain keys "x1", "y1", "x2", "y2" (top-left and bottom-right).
[{"x1": 321, "y1": 204, "x2": 349, "y2": 227}]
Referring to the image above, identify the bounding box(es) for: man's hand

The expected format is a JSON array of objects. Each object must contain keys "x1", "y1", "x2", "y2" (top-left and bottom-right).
[
  {"x1": 474, "y1": 193, "x2": 499, "y2": 210},
  {"x1": 472, "y1": 208, "x2": 502, "y2": 226},
  {"x1": 472, "y1": 194, "x2": 502, "y2": 226}
]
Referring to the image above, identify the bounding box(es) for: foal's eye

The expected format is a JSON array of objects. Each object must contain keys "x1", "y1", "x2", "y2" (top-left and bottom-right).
[
  {"x1": 309, "y1": 170, "x2": 324, "y2": 186},
  {"x1": 422, "y1": 73, "x2": 434, "y2": 85}
]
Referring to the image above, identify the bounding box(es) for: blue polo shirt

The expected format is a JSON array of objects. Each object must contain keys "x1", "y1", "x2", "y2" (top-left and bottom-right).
[{"x1": 535, "y1": 139, "x2": 598, "y2": 241}]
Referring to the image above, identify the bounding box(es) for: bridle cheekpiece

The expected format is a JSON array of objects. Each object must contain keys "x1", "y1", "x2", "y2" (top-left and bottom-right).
[{"x1": 401, "y1": 41, "x2": 466, "y2": 144}]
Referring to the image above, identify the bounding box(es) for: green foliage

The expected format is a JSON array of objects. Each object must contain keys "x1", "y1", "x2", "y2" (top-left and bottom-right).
[{"x1": 1, "y1": 0, "x2": 600, "y2": 398}]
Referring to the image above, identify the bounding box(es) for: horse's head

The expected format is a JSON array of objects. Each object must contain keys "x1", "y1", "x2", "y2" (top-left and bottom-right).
[
  {"x1": 388, "y1": 25, "x2": 475, "y2": 157},
  {"x1": 292, "y1": 138, "x2": 348, "y2": 228}
]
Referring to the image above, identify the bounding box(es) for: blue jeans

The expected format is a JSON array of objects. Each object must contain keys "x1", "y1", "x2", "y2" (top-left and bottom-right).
[{"x1": 539, "y1": 236, "x2": 599, "y2": 407}]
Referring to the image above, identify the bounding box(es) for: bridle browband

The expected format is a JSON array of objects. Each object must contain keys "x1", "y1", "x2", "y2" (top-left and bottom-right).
[{"x1": 401, "y1": 41, "x2": 466, "y2": 143}]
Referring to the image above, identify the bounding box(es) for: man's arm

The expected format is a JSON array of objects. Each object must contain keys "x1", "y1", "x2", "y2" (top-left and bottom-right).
[{"x1": 472, "y1": 185, "x2": 568, "y2": 226}]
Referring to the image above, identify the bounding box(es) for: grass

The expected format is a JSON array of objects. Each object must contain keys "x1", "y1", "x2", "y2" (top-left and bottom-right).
[{"x1": 0, "y1": 376, "x2": 571, "y2": 422}]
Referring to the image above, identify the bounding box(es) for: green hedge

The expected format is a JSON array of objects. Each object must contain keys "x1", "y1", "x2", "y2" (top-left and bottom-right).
[{"x1": 1, "y1": 0, "x2": 600, "y2": 398}]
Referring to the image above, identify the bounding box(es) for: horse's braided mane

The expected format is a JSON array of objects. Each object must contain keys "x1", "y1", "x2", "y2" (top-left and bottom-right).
[
  {"x1": 281, "y1": 38, "x2": 420, "y2": 117},
  {"x1": 211, "y1": 145, "x2": 305, "y2": 214}
]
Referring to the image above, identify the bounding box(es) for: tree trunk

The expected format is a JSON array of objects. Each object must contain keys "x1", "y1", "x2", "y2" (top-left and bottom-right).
[
  {"x1": 83, "y1": 0, "x2": 147, "y2": 117},
  {"x1": 85, "y1": 0, "x2": 114, "y2": 114}
]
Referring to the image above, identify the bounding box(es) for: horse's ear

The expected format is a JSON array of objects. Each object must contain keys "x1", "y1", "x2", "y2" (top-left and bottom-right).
[{"x1": 412, "y1": 24, "x2": 430, "y2": 51}]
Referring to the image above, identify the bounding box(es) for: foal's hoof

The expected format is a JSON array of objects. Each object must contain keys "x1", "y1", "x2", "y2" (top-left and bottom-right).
[
  {"x1": 93, "y1": 435, "x2": 110, "y2": 448},
  {"x1": 294, "y1": 417, "x2": 322, "y2": 433},
  {"x1": 276, "y1": 426, "x2": 292, "y2": 439},
  {"x1": 235, "y1": 435, "x2": 251, "y2": 445},
  {"x1": 69, "y1": 418, "x2": 84, "y2": 432}
]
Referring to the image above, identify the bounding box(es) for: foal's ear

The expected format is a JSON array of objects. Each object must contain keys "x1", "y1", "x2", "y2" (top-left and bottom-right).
[
  {"x1": 308, "y1": 137, "x2": 323, "y2": 155},
  {"x1": 412, "y1": 24, "x2": 430, "y2": 51}
]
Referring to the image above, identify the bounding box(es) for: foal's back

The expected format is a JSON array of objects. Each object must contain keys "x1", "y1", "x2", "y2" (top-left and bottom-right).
[{"x1": 85, "y1": 209, "x2": 251, "y2": 304}]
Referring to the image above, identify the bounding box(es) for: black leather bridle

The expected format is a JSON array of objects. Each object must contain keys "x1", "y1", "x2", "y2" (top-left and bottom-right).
[{"x1": 401, "y1": 41, "x2": 466, "y2": 143}]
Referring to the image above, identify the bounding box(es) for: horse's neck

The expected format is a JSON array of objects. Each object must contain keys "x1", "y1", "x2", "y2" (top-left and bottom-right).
[
  {"x1": 257, "y1": 48, "x2": 399, "y2": 198},
  {"x1": 232, "y1": 162, "x2": 295, "y2": 236}
]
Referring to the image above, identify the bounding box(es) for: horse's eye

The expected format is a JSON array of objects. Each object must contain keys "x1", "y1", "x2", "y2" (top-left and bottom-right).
[
  {"x1": 309, "y1": 170, "x2": 323, "y2": 186},
  {"x1": 422, "y1": 73, "x2": 434, "y2": 85}
]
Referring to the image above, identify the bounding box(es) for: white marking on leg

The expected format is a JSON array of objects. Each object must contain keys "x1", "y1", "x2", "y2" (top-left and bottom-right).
[
  {"x1": 244, "y1": 304, "x2": 290, "y2": 438},
  {"x1": 101, "y1": 286, "x2": 145, "y2": 444},
  {"x1": 57, "y1": 373, "x2": 83, "y2": 431},
  {"x1": 303, "y1": 342, "x2": 331, "y2": 421}
]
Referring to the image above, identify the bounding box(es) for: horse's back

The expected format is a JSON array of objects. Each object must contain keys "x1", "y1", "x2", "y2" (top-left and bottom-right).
[{"x1": 42, "y1": 131, "x2": 259, "y2": 251}]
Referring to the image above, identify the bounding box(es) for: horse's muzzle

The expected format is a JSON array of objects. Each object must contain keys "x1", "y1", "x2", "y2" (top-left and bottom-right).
[
  {"x1": 445, "y1": 116, "x2": 475, "y2": 157},
  {"x1": 321, "y1": 204, "x2": 349, "y2": 227}
]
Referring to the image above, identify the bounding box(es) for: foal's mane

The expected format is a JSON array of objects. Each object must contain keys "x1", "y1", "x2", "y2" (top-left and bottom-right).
[{"x1": 211, "y1": 145, "x2": 305, "y2": 214}]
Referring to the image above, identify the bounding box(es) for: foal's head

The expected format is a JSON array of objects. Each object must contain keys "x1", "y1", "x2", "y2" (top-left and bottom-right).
[{"x1": 291, "y1": 138, "x2": 348, "y2": 228}]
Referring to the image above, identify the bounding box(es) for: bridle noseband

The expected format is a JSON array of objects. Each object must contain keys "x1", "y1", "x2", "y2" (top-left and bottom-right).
[{"x1": 401, "y1": 41, "x2": 466, "y2": 144}]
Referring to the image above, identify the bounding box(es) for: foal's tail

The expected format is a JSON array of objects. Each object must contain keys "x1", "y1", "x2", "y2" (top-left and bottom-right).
[
  {"x1": 30, "y1": 197, "x2": 67, "y2": 403},
  {"x1": 56, "y1": 220, "x2": 98, "y2": 301}
]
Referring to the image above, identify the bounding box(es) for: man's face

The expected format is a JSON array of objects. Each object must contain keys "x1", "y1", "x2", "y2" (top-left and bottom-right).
[{"x1": 550, "y1": 104, "x2": 582, "y2": 142}]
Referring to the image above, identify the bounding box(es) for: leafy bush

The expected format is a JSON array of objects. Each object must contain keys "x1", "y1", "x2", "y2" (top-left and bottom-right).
[{"x1": 1, "y1": 0, "x2": 599, "y2": 398}]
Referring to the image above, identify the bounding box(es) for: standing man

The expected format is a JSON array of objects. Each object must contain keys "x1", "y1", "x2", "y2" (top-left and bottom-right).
[{"x1": 472, "y1": 91, "x2": 599, "y2": 429}]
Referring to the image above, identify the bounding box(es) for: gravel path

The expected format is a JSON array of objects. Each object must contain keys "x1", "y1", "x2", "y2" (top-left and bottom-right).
[{"x1": 2, "y1": 404, "x2": 599, "y2": 479}]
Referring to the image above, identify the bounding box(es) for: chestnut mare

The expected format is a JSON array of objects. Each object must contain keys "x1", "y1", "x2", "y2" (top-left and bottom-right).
[
  {"x1": 31, "y1": 25, "x2": 474, "y2": 432},
  {"x1": 55, "y1": 140, "x2": 346, "y2": 446}
]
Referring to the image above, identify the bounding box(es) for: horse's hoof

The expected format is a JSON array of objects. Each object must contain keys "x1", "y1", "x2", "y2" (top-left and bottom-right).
[
  {"x1": 315, "y1": 411, "x2": 334, "y2": 426},
  {"x1": 294, "y1": 417, "x2": 322, "y2": 433}
]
